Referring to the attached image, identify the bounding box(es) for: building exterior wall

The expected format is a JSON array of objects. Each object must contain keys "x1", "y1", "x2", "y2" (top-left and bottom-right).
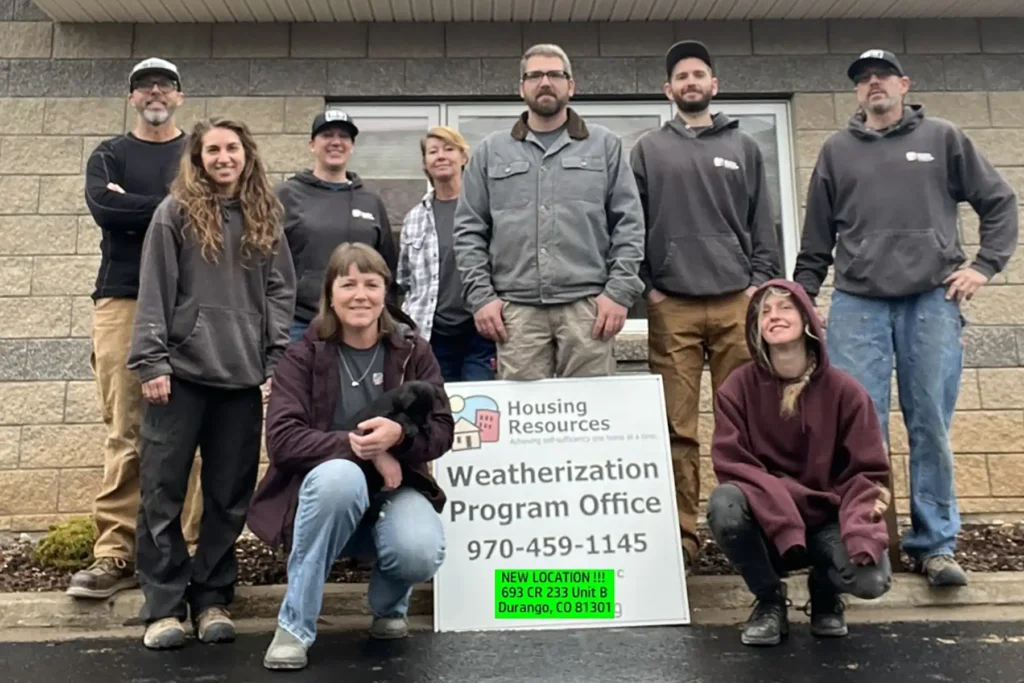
[{"x1": 0, "y1": 6, "x2": 1023, "y2": 531}]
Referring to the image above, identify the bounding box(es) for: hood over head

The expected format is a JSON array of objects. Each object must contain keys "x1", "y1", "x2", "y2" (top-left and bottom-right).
[{"x1": 745, "y1": 279, "x2": 828, "y2": 376}]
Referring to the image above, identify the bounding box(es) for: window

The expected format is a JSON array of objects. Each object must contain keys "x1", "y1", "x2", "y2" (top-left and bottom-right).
[{"x1": 326, "y1": 101, "x2": 799, "y2": 335}]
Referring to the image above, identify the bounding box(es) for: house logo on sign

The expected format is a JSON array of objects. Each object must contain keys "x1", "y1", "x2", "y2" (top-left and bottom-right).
[{"x1": 448, "y1": 394, "x2": 501, "y2": 451}]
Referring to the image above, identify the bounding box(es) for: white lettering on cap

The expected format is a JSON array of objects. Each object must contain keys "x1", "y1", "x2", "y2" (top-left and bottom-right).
[
  {"x1": 325, "y1": 110, "x2": 349, "y2": 122},
  {"x1": 860, "y1": 49, "x2": 887, "y2": 60}
]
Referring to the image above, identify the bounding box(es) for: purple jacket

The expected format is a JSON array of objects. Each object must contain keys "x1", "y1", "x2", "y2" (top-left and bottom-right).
[{"x1": 247, "y1": 320, "x2": 454, "y2": 550}]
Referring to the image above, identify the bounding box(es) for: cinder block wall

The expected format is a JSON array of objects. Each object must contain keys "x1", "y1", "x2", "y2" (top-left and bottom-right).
[{"x1": 0, "y1": 5, "x2": 1022, "y2": 531}]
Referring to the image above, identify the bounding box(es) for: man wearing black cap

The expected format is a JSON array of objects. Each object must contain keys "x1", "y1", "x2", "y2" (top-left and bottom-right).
[
  {"x1": 276, "y1": 109, "x2": 398, "y2": 341},
  {"x1": 71, "y1": 57, "x2": 203, "y2": 600},
  {"x1": 630, "y1": 40, "x2": 782, "y2": 567},
  {"x1": 794, "y1": 49, "x2": 1019, "y2": 589}
]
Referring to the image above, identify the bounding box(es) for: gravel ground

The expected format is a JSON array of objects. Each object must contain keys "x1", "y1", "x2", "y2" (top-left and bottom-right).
[{"x1": 1, "y1": 523, "x2": 1022, "y2": 593}]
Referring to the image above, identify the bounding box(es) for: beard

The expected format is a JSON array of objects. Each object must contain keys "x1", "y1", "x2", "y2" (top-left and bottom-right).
[
  {"x1": 526, "y1": 89, "x2": 567, "y2": 117},
  {"x1": 865, "y1": 92, "x2": 898, "y2": 115},
  {"x1": 673, "y1": 88, "x2": 713, "y2": 114},
  {"x1": 141, "y1": 107, "x2": 171, "y2": 125}
]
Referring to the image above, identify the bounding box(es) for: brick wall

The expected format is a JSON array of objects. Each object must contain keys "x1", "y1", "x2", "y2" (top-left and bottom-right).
[{"x1": 1, "y1": 6, "x2": 1023, "y2": 531}]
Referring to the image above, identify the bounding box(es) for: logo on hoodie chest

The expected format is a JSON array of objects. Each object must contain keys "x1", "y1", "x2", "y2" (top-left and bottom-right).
[
  {"x1": 713, "y1": 156, "x2": 740, "y2": 171},
  {"x1": 905, "y1": 151, "x2": 935, "y2": 163}
]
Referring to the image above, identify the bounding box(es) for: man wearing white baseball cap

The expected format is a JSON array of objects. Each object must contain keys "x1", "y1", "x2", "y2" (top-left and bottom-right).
[{"x1": 71, "y1": 57, "x2": 203, "y2": 601}]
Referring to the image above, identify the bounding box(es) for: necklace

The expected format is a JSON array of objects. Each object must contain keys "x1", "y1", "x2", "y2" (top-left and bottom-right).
[{"x1": 339, "y1": 344, "x2": 380, "y2": 387}]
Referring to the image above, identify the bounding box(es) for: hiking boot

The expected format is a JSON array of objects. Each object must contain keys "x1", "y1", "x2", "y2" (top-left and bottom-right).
[
  {"x1": 370, "y1": 616, "x2": 409, "y2": 640},
  {"x1": 805, "y1": 569, "x2": 847, "y2": 637},
  {"x1": 741, "y1": 583, "x2": 789, "y2": 646},
  {"x1": 66, "y1": 557, "x2": 138, "y2": 599},
  {"x1": 263, "y1": 627, "x2": 309, "y2": 671},
  {"x1": 917, "y1": 555, "x2": 968, "y2": 587},
  {"x1": 195, "y1": 606, "x2": 236, "y2": 644},
  {"x1": 143, "y1": 617, "x2": 186, "y2": 650}
]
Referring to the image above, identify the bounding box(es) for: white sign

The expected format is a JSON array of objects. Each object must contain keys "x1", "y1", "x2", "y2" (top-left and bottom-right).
[{"x1": 432, "y1": 374, "x2": 690, "y2": 633}]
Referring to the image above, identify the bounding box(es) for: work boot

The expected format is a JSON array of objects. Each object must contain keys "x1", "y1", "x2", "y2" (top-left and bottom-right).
[
  {"x1": 805, "y1": 569, "x2": 847, "y2": 637},
  {"x1": 195, "y1": 606, "x2": 236, "y2": 644},
  {"x1": 740, "y1": 583, "x2": 789, "y2": 646},
  {"x1": 370, "y1": 616, "x2": 409, "y2": 640},
  {"x1": 66, "y1": 557, "x2": 139, "y2": 599},
  {"x1": 143, "y1": 617, "x2": 186, "y2": 650},
  {"x1": 917, "y1": 555, "x2": 968, "y2": 587},
  {"x1": 263, "y1": 627, "x2": 308, "y2": 670}
]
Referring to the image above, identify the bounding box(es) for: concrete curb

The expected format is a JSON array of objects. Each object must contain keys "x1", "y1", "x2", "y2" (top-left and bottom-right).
[{"x1": 2, "y1": 572, "x2": 1023, "y2": 630}]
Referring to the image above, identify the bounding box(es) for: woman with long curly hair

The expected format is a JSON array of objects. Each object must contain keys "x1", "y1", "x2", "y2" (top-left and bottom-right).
[{"x1": 127, "y1": 117, "x2": 296, "y2": 651}]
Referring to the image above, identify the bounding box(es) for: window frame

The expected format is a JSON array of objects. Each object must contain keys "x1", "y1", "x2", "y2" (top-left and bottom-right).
[{"x1": 325, "y1": 100, "x2": 800, "y2": 337}]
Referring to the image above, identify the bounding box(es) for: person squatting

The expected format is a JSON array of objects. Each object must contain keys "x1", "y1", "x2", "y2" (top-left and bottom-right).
[{"x1": 69, "y1": 36, "x2": 1016, "y2": 667}]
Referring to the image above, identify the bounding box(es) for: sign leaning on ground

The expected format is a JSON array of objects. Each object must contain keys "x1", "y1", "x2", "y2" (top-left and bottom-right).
[{"x1": 432, "y1": 374, "x2": 690, "y2": 633}]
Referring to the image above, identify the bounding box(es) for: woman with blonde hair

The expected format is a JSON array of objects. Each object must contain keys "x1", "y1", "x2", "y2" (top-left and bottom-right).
[
  {"x1": 706, "y1": 279, "x2": 892, "y2": 647},
  {"x1": 127, "y1": 116, "x2": 296, "y2": 650},
  {"x1": 248, "y1": 241, "x2": 453, "y2": 671},
  {"x1": 398, "y1": 125, "x2": 495, "y2": 382}
]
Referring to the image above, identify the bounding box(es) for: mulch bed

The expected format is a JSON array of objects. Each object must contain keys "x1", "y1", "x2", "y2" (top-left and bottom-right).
[{"x1": 2, "y1": 523, "x2": 1022, "y2": 594}]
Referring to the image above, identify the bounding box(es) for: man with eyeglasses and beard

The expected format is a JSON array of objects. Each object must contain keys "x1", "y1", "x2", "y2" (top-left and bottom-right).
[
  {"x1": 629, "y1": 40, "x2": 782, "y2": 567},
  {"x1": 454, "y1": 43, "x2": 645, "y2": 381},
  {"x1": 794, "y1": 50, "x2": 1018, "y2": 588},
  {"x1": 70, "y1": 58, "x2": 203, "y2": 601}
]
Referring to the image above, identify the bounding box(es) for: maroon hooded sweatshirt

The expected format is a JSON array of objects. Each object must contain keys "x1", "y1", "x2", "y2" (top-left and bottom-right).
[{"x1": 711, "y1": 279, "x2": 891, "y2": 564}]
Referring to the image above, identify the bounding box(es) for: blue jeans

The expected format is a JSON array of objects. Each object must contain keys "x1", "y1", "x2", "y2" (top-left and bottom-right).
[
  {"x1": 289, "y1": 319, "x2": 309, "y2": 343},
  {"x1": 825, "y1": 286, "x2": 964, "y2": 561},
  {"x1": 430, "y1": 325, "x2": 496, "y2": 383},
  {"x1": 277, "y1": 459, "x2": 446, "y2": 647}
]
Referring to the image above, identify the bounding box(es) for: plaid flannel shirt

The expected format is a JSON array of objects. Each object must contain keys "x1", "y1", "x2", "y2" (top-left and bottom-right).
[{"x1": 397, "y1": 190, "x2": 441, "y2": 340}]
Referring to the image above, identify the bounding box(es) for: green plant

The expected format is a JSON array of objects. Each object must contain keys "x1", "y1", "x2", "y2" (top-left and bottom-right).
[{"x1": 32, "y1": 517, "x2": 98, "y2": 570}]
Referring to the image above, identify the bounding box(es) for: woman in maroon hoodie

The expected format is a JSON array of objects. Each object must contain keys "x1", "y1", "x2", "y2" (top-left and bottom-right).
[
  {"x1": 246, "y1": 242, "x2": 454, "y2": 671},
  {"x1": 707, "y1": 278, "x2": 892, "y2": 647}
]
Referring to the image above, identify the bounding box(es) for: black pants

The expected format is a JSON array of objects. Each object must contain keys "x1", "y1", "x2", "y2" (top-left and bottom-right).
[
  {"x1": 135, "y1": 377, "x2": 263, "y2": 624},
  {"x1": 706, "y1": 484, "x2": 891, "y2": 601}
]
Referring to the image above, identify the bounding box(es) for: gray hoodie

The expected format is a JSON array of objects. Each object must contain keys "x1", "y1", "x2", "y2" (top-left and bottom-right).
[
  {"x1": 794, "y1": 105, "x2": 1018, "y2": 300},
  {"x1": 630, "y1": 112, "x2": 782, "y2": 298},
  {"x1": 128, "y1": 195, "x2": 296, "y2": 389},
  {"x1": 276, "y1": 170, "x2": 397, "y2": 322}
]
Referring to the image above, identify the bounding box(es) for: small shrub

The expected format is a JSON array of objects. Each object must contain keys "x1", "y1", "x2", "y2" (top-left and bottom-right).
[{"x1": 32, "y1": 517, "x2": 98, "y2": 570}]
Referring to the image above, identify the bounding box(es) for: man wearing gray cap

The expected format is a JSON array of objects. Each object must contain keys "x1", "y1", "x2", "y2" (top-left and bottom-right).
[
  {"x1": 794, "y1": 49, "x2": 1019, "y2": 589},
  {"x1": 70, "y1": 57, "x2": 203, "y2": 601},
  {"x1": 630, "y1": 40, "x2": 782, "y2": 568}
]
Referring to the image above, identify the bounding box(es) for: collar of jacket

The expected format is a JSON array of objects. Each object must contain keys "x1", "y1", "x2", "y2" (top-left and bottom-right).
[{"x1": 511, "y1": 106, "x2": 590, "y2": 141}]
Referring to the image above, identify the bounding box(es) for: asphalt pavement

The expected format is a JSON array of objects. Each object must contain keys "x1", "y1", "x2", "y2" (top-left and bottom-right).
[{"x1": 1, "y1": 621, "x2": 1022, "y2": 683}]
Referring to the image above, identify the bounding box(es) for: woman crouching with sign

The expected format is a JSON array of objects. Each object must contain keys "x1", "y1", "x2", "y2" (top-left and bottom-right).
[
  {"x1": 247, "y1": 242, "x2": 454, "y2": 671},
  {"x1": 706, "y1": 279, "x2": 892, "y2": 647}
]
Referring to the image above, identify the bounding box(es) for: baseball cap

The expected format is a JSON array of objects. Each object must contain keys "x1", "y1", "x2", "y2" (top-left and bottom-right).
[
  {"x1": 665, "y1": 40, "x2": 713, "y2": 78},
  {"x1": 129, "y1": 57, "x2": 181, "y2": 91},
  {"x1": 311, "y1": 109, "x2": 359, "y2": 139},
  {"x1": 847, "y1": 49, "x2": 905, "y2": 81}
]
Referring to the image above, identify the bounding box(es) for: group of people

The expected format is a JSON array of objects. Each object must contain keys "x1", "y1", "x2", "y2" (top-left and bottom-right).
[{"x1": 65, "y1": 34, "x2": 1016, "y2": 667}]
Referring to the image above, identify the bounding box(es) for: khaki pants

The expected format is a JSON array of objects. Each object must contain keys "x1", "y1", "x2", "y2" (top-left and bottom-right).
[
  {"x1": 496, "y1": 297, "x2": 615, "y2": 380},
  {"x1": 647, "y1": 290, "x2": 751, "y2": 560},
  {"x1": 91, "y1": 297, "x2": 202, "y2": 562}
]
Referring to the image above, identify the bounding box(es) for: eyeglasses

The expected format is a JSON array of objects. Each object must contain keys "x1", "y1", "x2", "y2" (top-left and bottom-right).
[
  {"x1": 853, "y1": 67, "x2": 898, "y2": 84},
  {"x1": 522, "y1": 70, "x2": 570, "y2": 83},
  {"x1": 133, "y1": 78, "x2": 177, "y2": 93}
]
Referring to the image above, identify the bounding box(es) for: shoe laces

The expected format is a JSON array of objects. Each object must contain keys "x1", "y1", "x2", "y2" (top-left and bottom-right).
[
  {"x1": 88, "y1": 557, "x2": 127, "y2": 573},
  {"x1": 801, "y1": 595, "x2": 846, "y2": 618},
  {"x1": 748, "y1": 594, "x2": 791, "y2": 620}
]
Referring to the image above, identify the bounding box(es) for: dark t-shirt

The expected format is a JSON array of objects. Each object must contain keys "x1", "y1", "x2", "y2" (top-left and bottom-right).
[
  {"x1": 531, "y1": 123, "x2": 567, "y2": 150},
  {"x1": 431, "y1": 197, "x2": 472, "y2": 336},
  {"x1": 331, "y1": 341, "x2": 385, "y2": 431}
]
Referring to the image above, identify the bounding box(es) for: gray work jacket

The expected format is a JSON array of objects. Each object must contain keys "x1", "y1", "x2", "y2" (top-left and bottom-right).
[{"x1": 453, "y1": 108, "x2": 645, "y2": 313}]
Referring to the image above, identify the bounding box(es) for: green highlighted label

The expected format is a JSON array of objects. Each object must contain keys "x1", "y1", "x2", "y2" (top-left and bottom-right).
[{"x1": 494, "y1": 569, "x2": 615, "y2": 619}]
